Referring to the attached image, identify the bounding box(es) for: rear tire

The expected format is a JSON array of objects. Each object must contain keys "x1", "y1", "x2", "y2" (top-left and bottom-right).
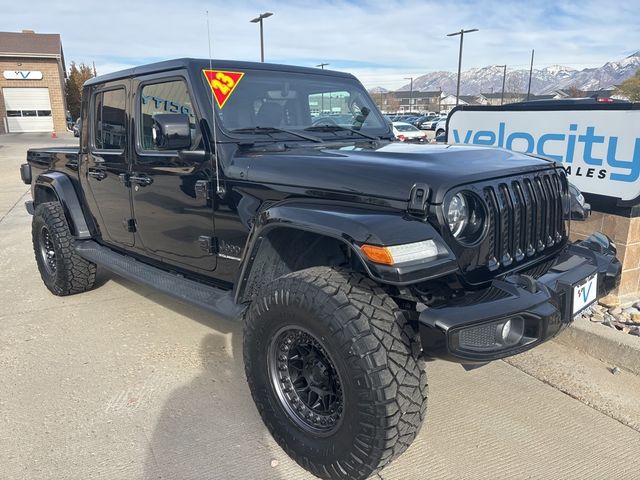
[
  {"x1": 244, "y1": 267, "x2": 428, "y2": 480},
  {"x1": 32, "y1": 201, "x2": 96, "y2": 296}
]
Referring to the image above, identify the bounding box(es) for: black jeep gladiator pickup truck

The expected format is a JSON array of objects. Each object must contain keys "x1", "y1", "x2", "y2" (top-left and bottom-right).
[{"x1": 21, "y1": 58, "x2": 621, "y2": 480}]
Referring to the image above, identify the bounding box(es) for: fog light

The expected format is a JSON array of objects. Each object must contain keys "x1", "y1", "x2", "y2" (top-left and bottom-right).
[
  {"x1": 500, "y1": 320, "x2": 512, "y2": 341},
  {"x1": 499, "y1": 317, "x2": 524, "y2": 347},
  {"x1": 452, "y1": 316, "x2": 533, "y2": 354}
]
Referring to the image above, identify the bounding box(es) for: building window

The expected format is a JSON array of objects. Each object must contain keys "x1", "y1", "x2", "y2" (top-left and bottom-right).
[
  {"x1": 6, "y1": 110, "x2": 21, "y2": 117},
  {"x1": 22, "y1": 110, "x2": 37, "y2": 117},
  {"x1": 37, "y1": 110, "x2": 52, "y2": 117}
]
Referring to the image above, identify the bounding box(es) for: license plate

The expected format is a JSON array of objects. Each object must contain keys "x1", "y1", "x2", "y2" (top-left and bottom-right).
[{"x1": 572, "y1": 274, "x2": 597, "y2": 315}]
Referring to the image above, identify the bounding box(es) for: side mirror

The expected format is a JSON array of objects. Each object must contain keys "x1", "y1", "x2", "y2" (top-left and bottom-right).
[
  {"x1": 568, "y1": 183, "x2": 591, "y2": 221},
  {"x1": 152, "y1": 113, "x2": 191, "y2": 150}
]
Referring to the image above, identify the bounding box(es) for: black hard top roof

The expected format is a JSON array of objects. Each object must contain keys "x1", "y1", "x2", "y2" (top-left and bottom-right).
[{"x1": 85, "y1": 58, "x2": 355, "y2": 86}]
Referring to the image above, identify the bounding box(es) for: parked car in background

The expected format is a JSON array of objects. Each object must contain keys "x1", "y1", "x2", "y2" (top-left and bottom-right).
[
  {"x1": 72, "y1": 119, "x2": 81, "y2": 137},
  {"x1": 435, "y1": 117, "x2": 447, "y2": 137},
  {"x1": 423, "y1": 115, "x2": 446, "y2": 130},
  {"x1": 414, "y1": 114, "x2": 438, "y2": 129},
  {"x1": 392, "y1": 121, "x2": 428, "y2": 142}
]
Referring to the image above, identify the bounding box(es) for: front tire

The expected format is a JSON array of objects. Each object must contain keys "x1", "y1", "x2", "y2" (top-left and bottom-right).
[
  {"x1": 32, "y1": 201, "x2": 96, "y2": 296},
  {"x1": 244, "y1": 267, "x2": 427, "y2": 480}
]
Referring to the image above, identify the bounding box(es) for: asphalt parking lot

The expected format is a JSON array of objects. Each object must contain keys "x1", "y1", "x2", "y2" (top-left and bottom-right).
[{"x1": 1, "y1": 133, "x2": 639, "y2": 480}]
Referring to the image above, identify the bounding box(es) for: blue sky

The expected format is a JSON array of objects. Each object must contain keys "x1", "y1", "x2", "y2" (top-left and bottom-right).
[{"x1": 2, "y1": 0, "x2": 638, "y2": 90}]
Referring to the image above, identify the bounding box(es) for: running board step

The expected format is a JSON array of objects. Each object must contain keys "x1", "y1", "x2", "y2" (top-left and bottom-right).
[{"x1": 75, "y1": 240, "x2": 245, "y2": 321}]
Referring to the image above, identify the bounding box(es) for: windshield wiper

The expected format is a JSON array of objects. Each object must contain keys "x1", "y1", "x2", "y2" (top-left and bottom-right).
[
  {"x1": 304, "y1": 124, "x2": 379, "y2": 141},
  {"x1": 231, "y1": 126, "x2": 323, "y2": 143}
]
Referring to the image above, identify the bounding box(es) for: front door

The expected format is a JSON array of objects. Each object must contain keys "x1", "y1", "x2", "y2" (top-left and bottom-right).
[
  {"x1": 130, "y1": 74, "x2": 216, "y2": 272},
  {"x1": 83, "y1": 85, "x2": 134, "y2": 246}
]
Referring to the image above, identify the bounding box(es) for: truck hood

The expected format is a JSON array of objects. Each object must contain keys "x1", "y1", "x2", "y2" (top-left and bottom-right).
[{"x1": 237, "y1": 142, "x2": 556, "y2": 204}]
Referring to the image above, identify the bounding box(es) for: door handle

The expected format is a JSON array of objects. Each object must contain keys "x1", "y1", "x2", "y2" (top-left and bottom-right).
[
  {"x1": 129, "y1": 174, "x2": 153, "y2": 186},
  {"x1": 88, "y1": 169, "x2": 107, "y2": 181}
]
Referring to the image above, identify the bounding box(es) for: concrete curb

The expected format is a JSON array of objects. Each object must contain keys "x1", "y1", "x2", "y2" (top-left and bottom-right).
[{"x1": 555, "y1": 315, "x2": 640, "y2": 376}]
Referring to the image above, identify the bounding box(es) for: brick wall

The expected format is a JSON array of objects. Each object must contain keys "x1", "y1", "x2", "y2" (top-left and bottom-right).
[
  {"x1": 571, "y1": 212, "x2": 640, "y2": 304},
  {"x1": 0, "y1": 56, "x2": 67, "y2": 134}
]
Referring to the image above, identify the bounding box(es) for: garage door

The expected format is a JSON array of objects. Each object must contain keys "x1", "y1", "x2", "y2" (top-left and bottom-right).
[{"x1": 3, "y1": 88, "x2": 54, "y2": 133}]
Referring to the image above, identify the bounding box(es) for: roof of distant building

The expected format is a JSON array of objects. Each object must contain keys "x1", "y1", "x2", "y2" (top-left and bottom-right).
[{"x1": 0, "y1": 30, "x2": 63, "y2": 58}]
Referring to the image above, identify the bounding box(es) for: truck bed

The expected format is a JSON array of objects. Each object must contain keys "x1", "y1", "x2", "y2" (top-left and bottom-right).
[{"x1": 27, "y1": 146, "x2": 80, "y2": 178}]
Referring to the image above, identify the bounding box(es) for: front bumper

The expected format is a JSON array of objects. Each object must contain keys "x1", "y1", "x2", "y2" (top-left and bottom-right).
[{"x1": 419, "y1": 233, "x2": 621, "y2": 363}]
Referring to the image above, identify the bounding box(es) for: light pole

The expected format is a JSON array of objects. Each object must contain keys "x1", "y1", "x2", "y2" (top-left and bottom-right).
[
  {"x1": 316, "y1": 64, "x2": 329, "y2": 113},
  {"x1": 526, "y1": 49, "x2": 535, "y2": 101},
  {"x1": 446, "y1": 28, "x2": 478, "y2": 105},
  {"x1": 496, "y1": 64, "x2": 507, "y2": 105},
  {"x1": 250, "y1": 12, "x2": 273, "y2": 62},
  {"x1": 404, "y1": 77, "x2": 413, "y2": 114}
]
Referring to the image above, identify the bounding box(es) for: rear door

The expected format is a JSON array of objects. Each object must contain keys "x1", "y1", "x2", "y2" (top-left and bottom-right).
[
  {"x1": 130, "y1": 72, "x2": 216, "y2": 272},
  {"x1": 82, "y1": 83, "x2": 134, "y2": 246}
]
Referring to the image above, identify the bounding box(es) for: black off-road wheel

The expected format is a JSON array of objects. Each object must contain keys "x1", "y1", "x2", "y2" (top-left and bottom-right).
[
  {"x1": 32, "y1": 202, "x2": 96, "y2": 296},
  {"x1": 244, "y1": 267, "x2": 428, "y2": 480}
]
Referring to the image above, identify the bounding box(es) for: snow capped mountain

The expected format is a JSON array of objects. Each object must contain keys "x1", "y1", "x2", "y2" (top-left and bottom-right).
[
  {"x1": 369, "y1": 86, "x2": 389, "y2": 94},
  {"x1": 393, "y1": 52, "x2": 639, "y2": 95},
  {"x1": 540, "y1": 65, "x2": 576, "y2": 77}
]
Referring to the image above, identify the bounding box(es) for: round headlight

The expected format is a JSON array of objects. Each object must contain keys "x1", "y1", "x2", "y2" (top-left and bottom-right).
[
  {"x1": 445, "y1": 192, "x2": 485, "y2": 244},
  {"x1": 446, "y1": 193, "x2": 468, "y2": 237}
]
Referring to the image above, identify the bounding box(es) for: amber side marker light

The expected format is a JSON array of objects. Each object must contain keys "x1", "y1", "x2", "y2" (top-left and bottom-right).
[
  {"x1": 360, "y1": 245, "x2": 394, "y2": 265},
  {"x1": 360, "y1": 240, "x2": 440, "y2": 266}
]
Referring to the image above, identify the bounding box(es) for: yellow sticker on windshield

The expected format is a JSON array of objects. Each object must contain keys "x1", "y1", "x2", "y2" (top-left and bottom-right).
[{"x1": 203, "y1": 69, "x2": 244, "y2": 109}]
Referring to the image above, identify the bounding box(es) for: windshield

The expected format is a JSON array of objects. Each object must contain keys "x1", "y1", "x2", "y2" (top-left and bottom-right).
[{"x1": 203, "y1": 68, "x2": 389, "y2": 139}]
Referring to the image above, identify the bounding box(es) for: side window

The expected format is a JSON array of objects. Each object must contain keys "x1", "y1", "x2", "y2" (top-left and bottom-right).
[
  {"x1": 94, "y1": 89, "x2": 127, "y2": 150},
  {"x1": 139, "y1": 80, "x2": 198, "y2": 150}
]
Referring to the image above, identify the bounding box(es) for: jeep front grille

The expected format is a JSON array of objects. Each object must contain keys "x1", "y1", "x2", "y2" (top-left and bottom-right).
[{"x1": 483, "y1": 171, "x2": 567, "y2": 272}]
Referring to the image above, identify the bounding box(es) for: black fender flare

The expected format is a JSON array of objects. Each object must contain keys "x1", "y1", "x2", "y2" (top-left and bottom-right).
[
  {"x1": 234, "y1": 200, "x2": 458, "y2": 302},
  {"x1": 33, "y1": 172, "x2": 92, "y2": 239}
]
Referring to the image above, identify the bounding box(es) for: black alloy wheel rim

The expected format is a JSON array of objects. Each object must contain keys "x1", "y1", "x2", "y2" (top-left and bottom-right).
[
  {"x1": 39, "y1": 226, "x2": 57, "y2": 275},
  {"x1": 268, "y1": 326, "x2": 344, "y2": 436}
]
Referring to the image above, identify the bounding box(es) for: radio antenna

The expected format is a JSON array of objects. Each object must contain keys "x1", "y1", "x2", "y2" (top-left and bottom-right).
[{"x1": 206, "y1": 10, "x2": 222, "y2": 195}]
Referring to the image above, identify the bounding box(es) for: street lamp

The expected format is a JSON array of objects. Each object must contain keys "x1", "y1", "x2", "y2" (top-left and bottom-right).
[
  {"x1": 496, "y1": 65, "x2": 507, "y2": 105},
  {"x1": 250, "y1": 12, "x2": 273, "y2": 62},
  {"x1": 404, "y1": 77, "x2": 413, "y2": 114},
  {"x1": 316, "y1": 64, "x2": 329, "y2": 113},
  {"x1": 446, "y1": 28, "x2": 478, "y2": 105}
]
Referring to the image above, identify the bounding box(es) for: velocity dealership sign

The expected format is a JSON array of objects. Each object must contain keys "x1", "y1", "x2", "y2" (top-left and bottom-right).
[{"x1": 447, "y1": 106, "x2": 640, "y2": 202}]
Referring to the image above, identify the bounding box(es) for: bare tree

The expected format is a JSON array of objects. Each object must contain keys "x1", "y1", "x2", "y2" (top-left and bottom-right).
[{"x1": 566, "y1": 85, "x2": 585, "y2": 98}]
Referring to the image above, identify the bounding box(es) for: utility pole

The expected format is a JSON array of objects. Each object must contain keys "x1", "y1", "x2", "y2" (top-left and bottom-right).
[
  {"x1": 404, "y1": 77, "x2": 413, "y2": 113},
  {"x1": 316, "y1": 63, "x2": 329, "y2": 69},
  {"x1": 526, "y1": 49, "x2": 535, "y2": 101},
  {"x1": 250, "y1": 12, "x2": 273, "y2": 62},
  {"x1": 497, "y1": 65, "x2": 507, "y2": 105},
  {"x1": 447, "y1": 28, "x2": 478, "y2": 105}
]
